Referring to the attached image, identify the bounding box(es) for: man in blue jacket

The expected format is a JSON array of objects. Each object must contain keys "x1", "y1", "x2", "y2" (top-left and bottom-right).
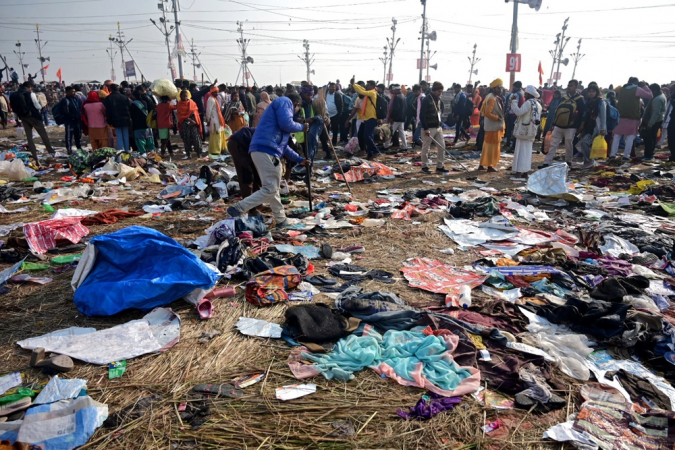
[{"x1": 227, "y1": 93, "x2": 310, "y2": 227}]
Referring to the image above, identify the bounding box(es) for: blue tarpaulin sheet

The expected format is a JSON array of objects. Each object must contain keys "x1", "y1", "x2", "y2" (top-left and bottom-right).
[{"x1": 73, "y1": 226, "x2": 220, "y2": 316}]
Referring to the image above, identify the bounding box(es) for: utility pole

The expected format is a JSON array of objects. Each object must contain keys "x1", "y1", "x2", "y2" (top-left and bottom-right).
[
  {"x1": 509, "y1": 0, "x2": 518, "y2": 89},
  {"x1": 554, "y1": 18, "x2": 570, "y2": 87},
  {"x1": 425, "y1": 39, "x2": 436, "y2": 82},
  {"x1": 106, "y1": 37, "x2": 117, "y2": 81},
  {"x1": 172, "y1": 0, "x2": 184, "y2": 78},
  {"x1": 236, "y1": 21, "x2": 256, "y2": 87},
  {"x1": 14, "y1": 41, "x2": 26, "y2": 82},
  {"x1": 109, "y1": 23, "x2": 127, "y2": 82},
  {"x1": 189, "y1": 38, "x2": 201, "y2": 82},
  {"x1": 150, "y1": 1, "x2": 175, "y2": 78},
  {"x1": 419, "y1": 0, "x2": 427, "y2": 83},
  {"x1": 468, "y1": 43, "x2": 480, "y2": 84},
  {"x1": 34, "y1": 25, "x2": 48, "y2": 84},
  {"x1": 298, "y1": 39, "x2": 314, "y2": 83},
  {"x1": 570, "y1": 38, "x2": 584, "y2": 81},
  {"x1": 379, "y1": 45, "x2": 389, "y2": 84},
  {"x1": 386, "y1": 18, "x2": 400, "y2": 84}
]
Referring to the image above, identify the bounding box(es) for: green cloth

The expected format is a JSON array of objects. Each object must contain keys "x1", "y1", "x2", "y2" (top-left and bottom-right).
[
  {"x1": 0, "y1": 387, "x2": 36, "y2": 406},
  {"x1": 158, "y1": 128, "x2": 170, "y2": 140},
  {"x1": 21, "y1": 261, "x2": 51, "y2": 271},
  {"x1": 660, "y1": 202, "x2": 675, "y2": 216}
]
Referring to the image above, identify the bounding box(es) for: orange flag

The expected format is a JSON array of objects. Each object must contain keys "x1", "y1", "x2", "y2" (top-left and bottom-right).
[
  {"x1": 56, "y1": 68, "x2": 62, "y2": 83},
  {"x1": 538, "y1": 61, "x2": 544, "y2": 86}
]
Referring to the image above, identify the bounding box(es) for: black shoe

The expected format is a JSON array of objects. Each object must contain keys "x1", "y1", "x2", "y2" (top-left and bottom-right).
[
  {"x1": 421, "y1": 167, "x2": 430, "y2": 173},
  {"x1": 436, "y1": 167, "x2": 449, "y2": 174},
  {"x1": 538, "y1": 164, "x2": 550, "y2": 169}
]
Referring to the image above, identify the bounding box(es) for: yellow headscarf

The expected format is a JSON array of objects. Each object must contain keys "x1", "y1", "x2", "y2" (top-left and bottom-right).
[{"x1": 490, "y1": 78, "x2": 504, "y2": 89}]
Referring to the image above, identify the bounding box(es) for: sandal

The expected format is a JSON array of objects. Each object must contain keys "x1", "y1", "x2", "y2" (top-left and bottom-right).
[
  {"x1": 305, "y1": 275, "x2": 338, "y2": 286},
  {"x1": 29, "y1": 347, "x2": 74, "y2": 374},
  {"x1": 192, "y1": 383, "x2": 243, "y2": 398}
]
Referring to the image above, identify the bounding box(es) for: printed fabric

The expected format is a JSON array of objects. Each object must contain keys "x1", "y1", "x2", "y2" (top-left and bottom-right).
[
  {"x1": 245, "y1": 265, "x2": 302, "y2": 306},
  {"x1": 24, "y1": 218, "x2": 89, "y2": 254},
  {"x1": 333, "y1": 161, "x2": 394, "y2": 183}
]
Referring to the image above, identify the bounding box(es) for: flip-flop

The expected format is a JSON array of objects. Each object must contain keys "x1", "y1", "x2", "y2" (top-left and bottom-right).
[
  {"x1": 305, "y1": 275, "x2": 338, "y2": 286},
  {"x1": 192, "y1": 383, "x2": 243, "y2": 399},
  {"x1": 0, "y1": 397, "x2": 31, "y2": 417}
]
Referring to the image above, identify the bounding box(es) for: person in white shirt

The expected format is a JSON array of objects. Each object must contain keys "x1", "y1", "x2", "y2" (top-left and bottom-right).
[{"x1": 325, "y1": 82, "x2": 343, "y2": 146}]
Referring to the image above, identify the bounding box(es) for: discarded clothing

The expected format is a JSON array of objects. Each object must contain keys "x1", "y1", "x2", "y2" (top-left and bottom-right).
[
  {"x1": 245, "y1": 265, "x2": 302, "y2": 306},
  {"x1": 23, "y1": 217, "x2": 89, "y2": 255},
  {"x1": 234, "y1": 215, "x2": 267, "y2": 238},
  {"x1": 397, "y1": 393, "x2": 461, "y2": 420},
  {"x1": 335, "y1": 286, "x2": 421, "y2": 331},
  {"x1": 400, "y1": 258, "x2": 487, "y2": 304},
  {"x1": 240, "y1": 251, "x2": 309, "y2": 280},
  {"x1": 328, "y1": 264, "x2": 395, "y2": 284},
  {"x1": 284, "y1": 304, "x2": 359, "y2": 352},
  {"x1": 80, "y1": 209, "x2": 144, "y2": 225}
]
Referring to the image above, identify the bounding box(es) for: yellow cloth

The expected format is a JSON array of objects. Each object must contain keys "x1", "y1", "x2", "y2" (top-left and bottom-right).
[
  {"x1": 468, "y1": 334, "x2": 487, "y2": 350},
  {"x1": 352, "y1": 83, "x2": 378, "y2": 121},
  {"x1": 490, "y1": 78, "x2": 504, "y2": 88},
  {"x1": 628, "y1": 179, "x2": 656, "y2": 195},
  {"x1": 480, "y1": 130, "x2": 502, "y2": 167},
  {"x1": 208, "y1": 130, "x2": 228, "y2": 155}
]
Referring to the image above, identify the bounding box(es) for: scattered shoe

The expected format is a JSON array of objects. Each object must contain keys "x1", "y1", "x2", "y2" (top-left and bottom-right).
[
  {"x1": 321, "y1": 243, "x2": 334, "y2": 259},
  {"x1": 421, "y1": 167, "x2": 431, "y2": 174},
  {"x1": 226, "y1": 206, "x2": 241, "y2": 218},
  {"x1": 436, "y1": 167, "x2": 449, "y2": 174},
  {"x1": 0, "y1": 397, "x2": 31, "y2": 417},
  {"x1": 29, "y1": 347, "x2": 74, "y2": 374},
  {"x1": 305, "y1": 275, "x2": 338, "y2": 286},
  {"x1": 192, "y1": 383, "x2": 243, "y2": 399}
]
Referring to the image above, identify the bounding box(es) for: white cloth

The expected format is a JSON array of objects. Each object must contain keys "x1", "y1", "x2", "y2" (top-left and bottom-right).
[
  {"x1": 610, "y1": 133, "x2": 636, "y2": 158},
  {"x1": 544, "y1": 126, "x2": 577, "y2": 164},
  {"x1": 512, "y1": 139, "x2": 533, "y2": 173},
  {"x1": 421, "y1": 126, "x2": 445, "y2": 168},
  {"x1": 511, "y1": 98, "x2": 540, "y2": 142},
  {"x1": 205, "y1": 96, "x2": 224, "y2": 134},
  {"x1": 387, "y1": 121, "x2": 408, "y2": 149},
  {"x1": 30, "y1": 92, "x2": 42, "y2": 111}
]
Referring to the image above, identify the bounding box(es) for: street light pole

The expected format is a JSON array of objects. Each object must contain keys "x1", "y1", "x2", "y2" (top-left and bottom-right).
[
  {"x1": 106, "y1": 37, "x2": 117, "y2": 81},
  {"x1": 548, "y1": 33, "x2": 561, "y2": 86},
  {"x1": 150, "y1": 2, "x2": 175, "y2": 78},
  {"x1": 379, "y1": 46, "x2": 388, "y2": 84},
  {"x1": 34, "y1": 25, "x2": 48, "y2": 84},
  {"x1": 172, "y1": 0, "x2": 184, "y2": 79},
  {"x1": 419, "y1": 0, "x2": 427, "y2": 83},
  {"x1": 14, "y1": 41, "x2": 25, "y2": 82},
  {"x1": 386, "y1": 18, "x2": 399, "y2": 84},
  {"x1": 468, "y1": 43, "x2": 480, "y2": 84},
  {"x1": 554, "y1": 18, "x2": 570, "y2": 87},
  {"x1": 570, "y1": 38, "x2": 584, "y2": 81}
]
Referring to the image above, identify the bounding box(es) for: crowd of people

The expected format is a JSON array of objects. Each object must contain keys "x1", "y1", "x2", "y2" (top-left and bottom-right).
[{"x1": 1, "y1": 74, "x2": 674, "y2": 227}]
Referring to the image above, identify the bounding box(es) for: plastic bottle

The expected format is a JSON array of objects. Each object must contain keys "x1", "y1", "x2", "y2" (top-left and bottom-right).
[{"x1": 459, "y1": 285, "x2": 472, "y2": 308}]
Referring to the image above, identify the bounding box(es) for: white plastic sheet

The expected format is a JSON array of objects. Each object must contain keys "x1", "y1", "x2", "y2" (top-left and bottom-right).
[
  {"x1": 527, "y1": 163, "x2": 568, "y2": 196},
  {"x1": 17, "y1": 307, "x2": 181, "y2": 365},
  {"x1": 235, "y1": 317, "x2": 282, "y2": 338},
  {"x1": 275, "y1": 383, "x2": 316, "y2": 401},
  {"x1": 439, "y1": 218, "x2": 518, "y2": 247},
  {"x1": 34, "y1": 376, "x2": 87, "y2": 405}
]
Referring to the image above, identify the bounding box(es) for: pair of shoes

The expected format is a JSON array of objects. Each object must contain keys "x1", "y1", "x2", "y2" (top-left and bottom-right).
[
  {"x1": 436, "y1": 167, "x2": 449, "y2": 174},
  {"x1": 226, "y1": 206, "x2": 241, "y2": 218},
  {"x1": 421, "y1": 167, "x2": 431, "y2": 174}
]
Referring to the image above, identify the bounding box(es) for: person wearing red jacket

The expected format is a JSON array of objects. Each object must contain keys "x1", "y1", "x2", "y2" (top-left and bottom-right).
[{"x1": 156, "y1": 95, "x2": 177, "y2": 157}]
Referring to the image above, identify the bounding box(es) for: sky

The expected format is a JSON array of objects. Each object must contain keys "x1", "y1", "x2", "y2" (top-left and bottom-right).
[{"x1": 0, "y1": 0, "x2": 674, "y2": 88}]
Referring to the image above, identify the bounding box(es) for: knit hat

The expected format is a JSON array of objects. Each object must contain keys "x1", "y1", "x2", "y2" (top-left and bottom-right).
[
  {"x1": 432, "y1": 81, "x2": 444, "y2": 91},
  {"x1": 490, "y1": 79, "x2": 504, "y2": 89},
  {"x1": 525, "y1": 85, "x2": 540, "y2": 98}
]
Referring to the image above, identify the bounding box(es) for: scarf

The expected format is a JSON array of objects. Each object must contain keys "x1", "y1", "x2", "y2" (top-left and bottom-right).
[
  {"x1": 81, "y1": 91, "x2": 101, "y2": 130},
  {"x1": 177, "y1": 98, "x2": 203, "y2": 137},
  {"x1": 224, "y1": 100, "x2": 242, "y2": 123},
  {"x1": 208, "y1": 95, "x2": 226, "y2": 128},
  {"x1": 258, "y1": 91, "x2": 271, "y2": 108}
]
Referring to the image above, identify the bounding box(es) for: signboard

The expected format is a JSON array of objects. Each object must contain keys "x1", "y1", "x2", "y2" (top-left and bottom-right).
[
  {"x1": 386, "y1": 73, "x2": 393, "y2": 82},
  {"x1": 553, "y1": 72, "x2": 562, "y2": 81},
  {"x1": 506, "y1": 53, "x2": 521, "y2": 72},
  {"x1": 424, "y1": 75, "x2": 431, "y2": 82},
  {"x1": 417, "y1": 59, "x2": 428, "y2": 70},
  {"x1": 125, "y1": 60, "x2": 136, "y2": 78}
]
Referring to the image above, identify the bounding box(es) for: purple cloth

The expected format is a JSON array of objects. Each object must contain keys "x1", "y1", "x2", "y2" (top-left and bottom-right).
[
  {"x1": 597, "y1": 256, "x2": 633, "y2": 277},
  {"x1": 396, "y1": 393, "x2": 461, "y2": 420}
]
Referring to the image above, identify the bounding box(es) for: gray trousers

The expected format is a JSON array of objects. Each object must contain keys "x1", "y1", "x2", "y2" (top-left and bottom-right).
[
  {"x1": 233, "y1": 151, "x2": 285, "y2": 222},
  {"x1": 421, "y1": 126, "x2": 445, "y2": 168},
  {"x1": 20, "y1": 115, "x2": 55, "y2": 160}
]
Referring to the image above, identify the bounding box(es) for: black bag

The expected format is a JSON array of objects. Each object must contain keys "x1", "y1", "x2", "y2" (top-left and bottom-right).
[
  {"x1": 9, "y1": 91, "x2": 30, "y2": 117},
  {"x1": 369, "y1": 94, "x2": 388, "y2": 120}
]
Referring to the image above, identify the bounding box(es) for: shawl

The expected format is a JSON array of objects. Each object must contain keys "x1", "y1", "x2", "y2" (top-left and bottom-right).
[
  {"x1": 81, "y1": 91, "x2": 101, "y2": 131},
  {"x1": 177, "y1": 98, "x2": 203, "y2": 137},
  {"x1": 207, "y1": 95, "x2": 226, "y2": 128},
  {"x1": 224, "y1": 100, "x2": 243, "y2": 123}
]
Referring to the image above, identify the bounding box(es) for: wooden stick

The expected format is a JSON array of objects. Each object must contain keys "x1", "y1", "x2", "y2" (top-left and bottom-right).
[{"x1": 323, "y1": 123, "x2": 355, "y2": 198}]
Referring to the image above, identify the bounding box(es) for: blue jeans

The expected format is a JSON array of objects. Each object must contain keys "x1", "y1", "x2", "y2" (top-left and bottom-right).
[
  {"x1": 116, "y1": 126, "x2": 130, "y2": 151},
  {"x1": 41, "y1": 108, "x2": 49, "y2": 125},
  {"x1": 65, "y1": 122, "x2": 82, "y2": 151},
  {"x1": 413, "y1": 120, "x2": 423, "y2": 145},
  {"x1": 360, "y1": 118, "x2": 378, "y2": 158}
]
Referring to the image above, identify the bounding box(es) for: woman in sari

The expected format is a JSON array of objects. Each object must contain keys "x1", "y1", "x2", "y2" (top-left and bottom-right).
[
  {"x1": 478, "y1": 79, "x2": 505, "y2": 172},
  {"x1": 224, "y1": 92, "x2": 247, "y2": 133},
  {"x1": 177, "y1": 89, "x2": 203, "y2": 158},
  {"x1": 205, "y1": 86, "x2": 227, "y2": 155},
  {"x1": 251, "y1": 91, "x2": 271, "y2": 127}
]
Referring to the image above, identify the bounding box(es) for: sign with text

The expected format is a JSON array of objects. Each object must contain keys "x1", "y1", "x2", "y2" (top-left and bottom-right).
[
  {"x1": 124, "y1": 60, "x2": 136, "y2": 78},
  {"x1": 506, "y1": 53, "x2": 521, "y2": 72},
  {"x1": 417, "y1": 59, "x2": 428, "y2": 70}
]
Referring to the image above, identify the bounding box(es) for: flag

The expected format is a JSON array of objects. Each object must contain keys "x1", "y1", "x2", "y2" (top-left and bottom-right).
[
  {"x1": 41, "y1": 65, "x2": 49, "y2": 76},
  {"x1": 56, "y1": 68, "x2": 62, "y2": 83},
  {"x1": 538, "y1": 61, "x2": 544, "y2": 86}
]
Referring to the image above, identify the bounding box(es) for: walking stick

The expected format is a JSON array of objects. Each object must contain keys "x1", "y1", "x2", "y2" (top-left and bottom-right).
[
  {"x1": 303, "y1": 129, "x2": 313, "y2": 211},
  {"x1": 323, "y1": 123, "x2": 354, "y2": 198}
]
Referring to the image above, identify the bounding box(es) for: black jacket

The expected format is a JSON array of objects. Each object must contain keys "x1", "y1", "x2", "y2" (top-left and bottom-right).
[
  {"x1": 327, "y1": 91, "x2": 344, "y2": 118},
  {"x1": 190, "y1": 86, "x2": 211, "y2": 114},
  {"x1": 129, "y1": 97, "x2": 150, "y2": 131},
  {"x1": 230, "y1": 126, "x2": 255, "y2": 151},
  {"x1": 389, "y1": 93, "x2": 406, "y2": 123},
  {"x1": 103, "y1": 91, "x2": 132, "y2": 128},
  {"x1": 10, "y1": 87, "x2": 41, "y2": 120},
  {"x1": 420, "y1": 94, "x2": 445, "y2": 130}
]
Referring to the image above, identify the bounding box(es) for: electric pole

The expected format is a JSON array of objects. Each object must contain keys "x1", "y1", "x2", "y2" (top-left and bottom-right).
[
  {"x1": 109, "y1": 23, "x2": 127, "y2": 82},
  {"x1": 189, "y1": 38, "x2": 201, "y2": 82},
  {"x1": 298, "y1": 39, "x2": 314, "y2": 83},
  {"x1": 236, "y1": 21, "x2": 256, "y2": 87},
  {"x1": 34, "y1": 25, "x2": 48, "y2": 84},
  {"x1": 150, "y1": 1, "x2": 175, "y2": 78},
  {"x1": 570, "y1": 38, "x2": 584, "y2": 81},
  {"x1": 379, "y1": 45, "x2": 389, "y2": 84},
  {"x1": 554, "y1": 18, "x2": 570, "y2": 87},
  {"x1": 106, "y1": 36, "x2": 117, "y2": 82},
  {"x1": 419, "y1": 0, "x2": 427, "y2": 83},
  {"x1": 468, "y1": 43, "x2": 480, "y2": 84},
  {"x1": 509, "y1": 0, "x2": 518, "y2": 89},
  {"x1": 548, "y1": 33, "x2": 561, "y2": 86},
  {"x1": 425, "y1": 39, "x2": 436, "y2": 82},
  {"x1": 14, "y1": 41, "x2": 26, "y2": 82},
  {"x1": 386, "y1": 18, "x2": 400, "y2": 84},
  {"x1": 172, "y1": 0, "x2": 184, "y2": 78}
]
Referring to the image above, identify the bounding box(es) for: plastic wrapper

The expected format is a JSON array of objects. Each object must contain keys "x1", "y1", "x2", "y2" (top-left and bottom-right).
[
  {"x1": 235, "y1": 317, "x2": 282, "y2": 338},
  {"x1": 0, "y1": 158, "x2": 31, "y2": 181},
  {"x1": 527, "y1": 163, "x2": 568, "y2": 196},
  {"x1": 34, "y1": 376, "x2": 87, "y2": 405},
  {"x1": 17, "y1": 307, "x2": 181, "y2": 365}
]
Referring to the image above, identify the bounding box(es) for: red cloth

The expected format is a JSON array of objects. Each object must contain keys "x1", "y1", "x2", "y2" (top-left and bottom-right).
[
  {"x1": 156, "y1": 103, "x2": 177, "y2": 129},
  {"x1": 540, "y1": 90, "x2": 554, "y2": 107},
  {"x1": 23, "y1": 218, "x2": 89, "y2": 254},
  {"x1": 177, "y1": 98, "x2": 203, "y2": 138},
  {"x1": 80, "y1": 209, "x2": 145, "y2": 226}
]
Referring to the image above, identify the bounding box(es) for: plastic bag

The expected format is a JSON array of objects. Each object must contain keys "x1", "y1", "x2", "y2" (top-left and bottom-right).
[
  {"x1": 527, "y1": 163, "x2": 568, "y2": 196},
  {"x1": 150, "y1": 78, "x2": 179, "y2": 99},
  {"x1": 344, "y1": 137, "x2": 360, "y2": 155},
  {"x1": 0, "y1": 159, "x2": 31, "y2": 181},
  {"x1": 72, "y1": 226, "x2": 220, "y2": 316},
  {"x1": 590, "y1": 135, "x2": 608, "y2": 159}
]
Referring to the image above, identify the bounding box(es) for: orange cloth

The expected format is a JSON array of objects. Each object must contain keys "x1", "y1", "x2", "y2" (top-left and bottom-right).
[{"x1": 177, "y1": 98, "x2": 203, "y2": 137}]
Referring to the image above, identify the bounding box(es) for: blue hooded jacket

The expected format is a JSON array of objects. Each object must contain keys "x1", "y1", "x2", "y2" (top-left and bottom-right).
[{"x1": 249, "y1": 96, "x2": 304, "y2": 164}]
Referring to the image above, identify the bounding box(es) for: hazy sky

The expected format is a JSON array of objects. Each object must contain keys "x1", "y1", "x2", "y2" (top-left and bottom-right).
[{"x1": 1, "y1": 0, "x2": 673, "y2": 88}]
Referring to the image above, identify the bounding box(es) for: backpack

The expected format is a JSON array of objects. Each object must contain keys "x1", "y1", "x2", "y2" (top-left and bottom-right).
[
  {"x1": 606, "y1": 104, "x2": 619, "y2": 131},
  {"x1": 10, "y1": 91, "x2": 30, "y2": 117},
  {"x1": 52, "y1": 101, "x2": 65, "y2": 125},
  {"x1": 463, "y1": 95, "x2": 475, "y2": 118},
  {"x1": 369, "y1": 94, "x2": 388, "y2": 120},
  {"x1": 553, "y1": 94, "x2": 582, "y2": 128}
]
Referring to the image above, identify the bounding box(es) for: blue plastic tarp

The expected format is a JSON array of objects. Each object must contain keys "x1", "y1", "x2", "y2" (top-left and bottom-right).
[{"x1": 73, "y1": 226, "x2": 220, "y2": 316}]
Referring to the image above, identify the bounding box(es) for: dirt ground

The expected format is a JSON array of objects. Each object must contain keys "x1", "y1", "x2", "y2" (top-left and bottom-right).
[{"x1": 0, "y1": 123, "x2": 636, "y2": 449}]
